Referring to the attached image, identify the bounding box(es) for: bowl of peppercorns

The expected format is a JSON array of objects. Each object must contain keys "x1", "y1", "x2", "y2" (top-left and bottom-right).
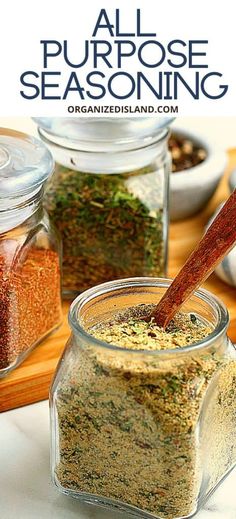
[{"x1": 169, "y1": 128, "x2": 227, "y2": 221}]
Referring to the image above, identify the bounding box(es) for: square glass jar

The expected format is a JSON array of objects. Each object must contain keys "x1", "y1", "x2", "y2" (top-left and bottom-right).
[
  {"x1": 34, "y1": 118, "x2": 172, "y2": 297},
  {"x1": 50, "y1": 277, "x2": 236, "y2": 519},
  {"x1": 0, "y1": 128, "x2": 62, "y2": 376}
]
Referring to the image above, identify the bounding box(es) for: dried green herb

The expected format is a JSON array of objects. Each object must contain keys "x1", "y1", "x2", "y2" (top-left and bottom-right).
[
  {"x1": 90, "y1": 307, "x2": 211, "y2": 350},
  {"x1": 54, "y1": 305, "x2": 236, "y2": 518},
  {"x1": 45, "y1": 166, "x2": 165, "y2": 295}
]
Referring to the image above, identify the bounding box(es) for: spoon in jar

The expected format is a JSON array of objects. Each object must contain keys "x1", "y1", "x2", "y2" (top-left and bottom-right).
[{"x1": 151, "y1": 189, "x2": 236, "y2": 328}]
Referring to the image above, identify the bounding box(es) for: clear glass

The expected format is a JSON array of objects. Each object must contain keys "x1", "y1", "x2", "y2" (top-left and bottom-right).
[
  {"x1": 33, "y1": 116, "x2": 174, "y2": 147},
  {"x1": 37, "y1": 123, "x2": 170, "y2": 298},
  {"x1": 50, "y1": 278, "x2": 236, "y2": 519},
  {"x1": 0, "y1": 128, "x2": 62, "y2": 377},
  {"x1": 0, "y1": 195, "x2": 62, "y2": 377}
]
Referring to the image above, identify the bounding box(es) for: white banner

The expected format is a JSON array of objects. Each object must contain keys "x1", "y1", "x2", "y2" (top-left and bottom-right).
[{"x1": 1, "y1": 0, "x2": 235, "y2": 116}]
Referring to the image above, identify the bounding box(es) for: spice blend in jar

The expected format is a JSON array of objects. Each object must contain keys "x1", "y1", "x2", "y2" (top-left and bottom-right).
[
  {"x1": 35, "y1": 117, "x2": 171, "y2": 297},
  {"x1": 45, "y1": 165, "x2": 165, "y2": 293},
  {"x1": 0, "y1": 243, "x2": 61, "y2": 371},
  {"x1": 51, "y1": 279, "x2": 236, "y2": 519},
  {"x1": 0, "y1": 128, "x2": 62, "y2": 376}
]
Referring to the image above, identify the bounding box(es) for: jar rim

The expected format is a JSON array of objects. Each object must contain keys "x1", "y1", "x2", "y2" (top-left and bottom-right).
[
  {"x1": 37, "y1": 125, "x2": 169, "y2": 154},
  {"x1": 33, "y1": 116, "x2": 174, "y2": 151},
  {"x1": 69, "y1": 277, "x2": 229, "y2": 357}
]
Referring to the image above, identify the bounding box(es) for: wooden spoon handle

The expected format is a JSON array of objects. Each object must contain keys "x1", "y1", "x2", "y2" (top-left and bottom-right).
[{"x1": 152, "y1": 190, "x2": 236, "y2": 328}]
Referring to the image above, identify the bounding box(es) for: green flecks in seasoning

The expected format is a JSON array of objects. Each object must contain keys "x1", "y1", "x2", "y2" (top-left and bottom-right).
[
  {"x1": 44, "y1": 166, "x2": 165, "y2": 293},
  {"x1": 55, "y1": 304, "x2": 236, "y2": 519},
  {"x1": 90, "y1": 305, "x2": 211, "y2": 351}
]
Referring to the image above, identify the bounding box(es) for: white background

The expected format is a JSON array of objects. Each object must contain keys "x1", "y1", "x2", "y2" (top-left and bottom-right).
[{"x1": 0, "y1": 0, "x2": 236, "y2": 116}]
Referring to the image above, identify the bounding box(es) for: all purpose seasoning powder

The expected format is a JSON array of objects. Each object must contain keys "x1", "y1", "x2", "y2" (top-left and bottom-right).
[{"x1": 53, "y1": 304, "x2": 236, "y2": 518}]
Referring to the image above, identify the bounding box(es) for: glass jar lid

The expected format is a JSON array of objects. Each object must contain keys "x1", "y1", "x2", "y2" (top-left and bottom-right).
[
  {"x1": 0, "y1": 128, "x2": 54, "y2": 197},
  {"x1": 33, "y1": 116, "x2": 174, "y2": 152}
]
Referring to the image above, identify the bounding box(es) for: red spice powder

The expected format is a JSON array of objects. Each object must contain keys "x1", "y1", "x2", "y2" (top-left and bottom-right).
[{"x1": 0, "y1": 247, "x2": 62, "y2": 372}]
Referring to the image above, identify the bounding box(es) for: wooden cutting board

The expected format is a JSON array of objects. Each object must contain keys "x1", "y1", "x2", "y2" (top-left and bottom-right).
[{"x1": 1, "y1": 149, "x2": 236, "y2": 413}]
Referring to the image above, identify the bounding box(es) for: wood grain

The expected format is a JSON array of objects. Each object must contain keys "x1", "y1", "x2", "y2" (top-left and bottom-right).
[
  {"x1": 1, "y1": 149, "x2": 236, "y2": 413},
  {"x1": 153, "y1": 189, "x2": 236, "y2": 327}
]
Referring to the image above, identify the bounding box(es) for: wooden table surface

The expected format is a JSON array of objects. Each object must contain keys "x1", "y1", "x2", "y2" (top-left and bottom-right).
[{"x1": 1, "y1": 150, "x2": 236, "y2": 412}]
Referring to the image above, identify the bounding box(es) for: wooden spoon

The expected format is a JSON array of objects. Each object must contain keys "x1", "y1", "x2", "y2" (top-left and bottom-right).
[{"x1": 152, "y1": 189, "x2": 236, "y2": 328}]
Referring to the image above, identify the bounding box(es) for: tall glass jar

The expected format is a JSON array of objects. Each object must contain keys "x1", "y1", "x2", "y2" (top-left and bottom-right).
[
  {"x1": 33, "y1": 117, "x2": 172, "y2": 298},
  {"x1": 50, "y1": 278, "x2": 236, "y2": 519},
  {"x1": 0, "y1": 128, "x2": 62, "y2": 377}
]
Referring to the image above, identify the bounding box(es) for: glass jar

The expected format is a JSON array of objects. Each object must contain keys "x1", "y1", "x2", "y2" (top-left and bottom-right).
[
  {"x1": 0, "y1": 128, "x2": 62, "y2": 377},
  {"x1": 50, "y1": 277, "x2": 236, "y2": 519},
  {"x1": 33, "y1": 117, "x2": 172, "y2": 298}
]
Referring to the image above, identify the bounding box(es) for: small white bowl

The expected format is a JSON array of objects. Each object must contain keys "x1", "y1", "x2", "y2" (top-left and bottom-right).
[
  {"x1": 207, "y1": 203, "x2": 236, "y2": 287},
  {"x1": 229, "y1": 169, "x2": 236, "y2": 193},
  {"x1": 216, "y1": 247, "x2": 236, "y2": 287},
  {"x1": 170, "y1": 128, "x2": 228, "y2": 221}
]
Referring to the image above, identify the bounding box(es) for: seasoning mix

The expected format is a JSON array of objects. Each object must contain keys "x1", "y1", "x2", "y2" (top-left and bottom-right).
[
  {"x1": 50, "y1": 279, "x2": 236, "y2": 519},
  {"x1": 45, "y1": 165, "x2": 165, "y2": 295},
  {"x1": 35, "y1": 117, "x2": 171, "y2": 296},
  {"x1": 0, "y1": 129, "x2": 62, "y2": 376}
]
